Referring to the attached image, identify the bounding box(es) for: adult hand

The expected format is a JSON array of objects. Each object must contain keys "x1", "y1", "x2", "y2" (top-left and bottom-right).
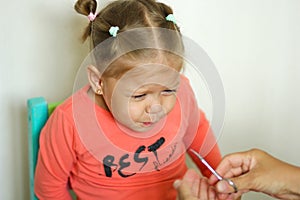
[{"x1": 209, "y1": 149, "x2": 300, "y2": 200}]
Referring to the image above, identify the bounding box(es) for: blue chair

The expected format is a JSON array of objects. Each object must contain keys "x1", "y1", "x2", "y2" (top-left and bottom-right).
[{"x1": 27, "y1": 97, "x2": 61, "y2": 200}]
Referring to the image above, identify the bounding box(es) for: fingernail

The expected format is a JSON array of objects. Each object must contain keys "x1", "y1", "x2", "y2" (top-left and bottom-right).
[
  {"x1": 173, "y1": 180, "x2": 181, "y2": 189},
  {"x1": 216, "y1": 181, "x2": 227, "y2": 192}
]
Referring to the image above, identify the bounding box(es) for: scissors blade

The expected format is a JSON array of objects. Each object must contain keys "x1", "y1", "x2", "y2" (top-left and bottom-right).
[{"x1": 189, "y1": 149, "x2": 223, "y2": 181}]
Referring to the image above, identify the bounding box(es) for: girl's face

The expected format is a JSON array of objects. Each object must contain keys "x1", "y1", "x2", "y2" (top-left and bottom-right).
[{"x1": 101, "y1": 63, "x2": 181, "y2": 133}]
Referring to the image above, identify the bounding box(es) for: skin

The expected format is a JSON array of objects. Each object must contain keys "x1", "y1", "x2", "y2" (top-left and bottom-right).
[
  {"x1": 174, "y1": 169, "x2": 217, "y2": 200},
  {"x1": 87, "y1": 58, "x2": 181, "y2": 133},
  {"x1": 174, "y1": 149, "x2": 300, "y2": 200}
]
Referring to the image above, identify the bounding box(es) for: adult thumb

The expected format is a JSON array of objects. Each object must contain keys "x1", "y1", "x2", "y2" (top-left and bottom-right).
[{"x1": 216, "y1": 176, "x2": 250, "y2": 194}]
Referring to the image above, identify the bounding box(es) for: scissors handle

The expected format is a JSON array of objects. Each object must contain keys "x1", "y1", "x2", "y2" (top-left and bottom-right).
[{"x1": 224, "y1": 178, "x2": 238, "y2": 193}]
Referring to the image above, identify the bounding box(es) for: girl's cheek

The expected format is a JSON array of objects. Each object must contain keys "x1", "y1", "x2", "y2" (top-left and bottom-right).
[
  {"x1": 128, "y1": 103, "x2": 143, "y2": 119},
  {"x1": 164, "y1": 97, "x2": 177, "y2": 113}
]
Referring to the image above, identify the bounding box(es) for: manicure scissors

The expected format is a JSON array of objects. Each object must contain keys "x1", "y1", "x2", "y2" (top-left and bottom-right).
[{"x1": 189, "y1": 149, "x2": 238, "y2": 193}]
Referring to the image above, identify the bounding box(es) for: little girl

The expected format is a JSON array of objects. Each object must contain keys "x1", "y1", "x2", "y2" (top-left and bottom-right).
[{"x1": 34, "y1": 0, "x2": 222, "y2": 199}]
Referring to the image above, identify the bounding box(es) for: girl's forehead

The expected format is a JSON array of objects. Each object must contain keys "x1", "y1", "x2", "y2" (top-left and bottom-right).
[
  {"x1": 113, "y1": 51, "x2": 183, "y2": 73},
  {"x1": 134, "y1": 82, "x2": 178, "y2": 92},
  {"x1": 113, "y1": 63, "x2": 180, "y2": 92},
  {"x1": 123, "y1": 63, "x2": 179, "y2": 79}
]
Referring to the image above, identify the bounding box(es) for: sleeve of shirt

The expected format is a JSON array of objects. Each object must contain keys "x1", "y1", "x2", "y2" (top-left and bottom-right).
[
  {"x1": 34, "y1": 107, "x2": 76, "y2": 200},
  {"x1": 186, "y1": 110, "x2": 222, "y2": 178},
  {"x1": 180, "y1": 76, "x2": 222, "y2": 178}
]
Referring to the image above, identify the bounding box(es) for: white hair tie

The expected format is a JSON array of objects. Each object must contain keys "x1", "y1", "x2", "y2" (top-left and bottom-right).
[
  {"x1": 109, "y1": 26, "x2": 119, "y2": 37},
  {"x1": 166, "y1": 14, "x2": 176, "y2": 24}
]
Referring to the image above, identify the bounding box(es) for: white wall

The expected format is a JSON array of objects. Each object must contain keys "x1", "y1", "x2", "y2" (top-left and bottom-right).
[{"x1": 0, "y1": 0, "x2": 299, "y2": 199}]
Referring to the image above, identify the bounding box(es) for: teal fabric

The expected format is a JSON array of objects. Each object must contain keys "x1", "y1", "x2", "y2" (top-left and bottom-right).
[
  {"x1": 27, "y1": 97, "x2": 48, "y2": 200},
  {"x1": 27, "y1": 98, "x2": 73, "y2": 199}
]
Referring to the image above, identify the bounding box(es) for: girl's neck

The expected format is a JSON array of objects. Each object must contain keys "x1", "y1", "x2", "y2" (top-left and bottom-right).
[{"x1": 87, "y1": 87, "x2": 110, "y2": 111}]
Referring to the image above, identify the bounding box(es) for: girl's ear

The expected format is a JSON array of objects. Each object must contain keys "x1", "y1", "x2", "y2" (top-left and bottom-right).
[{"x1": 87, "y1": 65, "x2": 103, "y2": 95}]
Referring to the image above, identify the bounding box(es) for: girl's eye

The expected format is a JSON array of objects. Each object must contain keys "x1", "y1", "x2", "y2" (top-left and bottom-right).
[
  {"x1": 161, "y1": 89, "x2": 177, "y2": 95},
  {"x1": 131, "y1": 94, "x2": 146, "y2": 101}
]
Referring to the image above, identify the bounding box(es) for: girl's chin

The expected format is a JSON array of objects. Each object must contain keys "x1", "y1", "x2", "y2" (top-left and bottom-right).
[
  {"x1": 116, "y1": 121, "x2": 153, "y2": 133},
  {"x1": 115, "y1": 119, "x2": 165, "y2": 136}
]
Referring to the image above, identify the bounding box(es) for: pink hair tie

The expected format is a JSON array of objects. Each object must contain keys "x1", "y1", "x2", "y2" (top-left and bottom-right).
[{"x1": 88, "y1": 12, "x2": 97, "y2": 22}]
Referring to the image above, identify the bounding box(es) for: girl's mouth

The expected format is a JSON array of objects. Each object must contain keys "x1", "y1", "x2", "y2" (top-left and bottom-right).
[{"x1": 142, "y1": 122, "x2": 153, "y2": 127}]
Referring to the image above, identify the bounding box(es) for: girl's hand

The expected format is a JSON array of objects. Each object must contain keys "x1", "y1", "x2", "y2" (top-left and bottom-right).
[{"x1": 174, "y1": 169, "x2": 218, "y2": 200}]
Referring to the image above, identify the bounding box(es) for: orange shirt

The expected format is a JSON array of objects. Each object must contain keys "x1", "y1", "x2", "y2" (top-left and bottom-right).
[{"x1": 34, "y1": 76, "x2": 221, "y2": 200}]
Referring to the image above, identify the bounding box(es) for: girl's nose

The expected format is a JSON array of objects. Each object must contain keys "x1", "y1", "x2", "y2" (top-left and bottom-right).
[
  {"x1": 146, "y1": 104, "x2": 163, "y2": 114},
  {"x1": 147, "y1": 104, "x2": 164, "y2": 122}
]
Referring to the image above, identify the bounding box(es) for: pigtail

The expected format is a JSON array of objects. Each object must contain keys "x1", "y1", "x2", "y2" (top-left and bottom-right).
[
  {"x1": 75, "y1": 0, "x2": 97, "y2": 16},
  {"x1": 157, "y1": 2, "x2": 173, "y2": 16},
  {"x1": 157, "y1": 2, "x2": 180, "y2": 31},
  {"x1": 136, "y1": 0, "x2": 180, "y2": 32},
  {"x1": 74, "y1": 0, "x2": 97, "y2": 41}
]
